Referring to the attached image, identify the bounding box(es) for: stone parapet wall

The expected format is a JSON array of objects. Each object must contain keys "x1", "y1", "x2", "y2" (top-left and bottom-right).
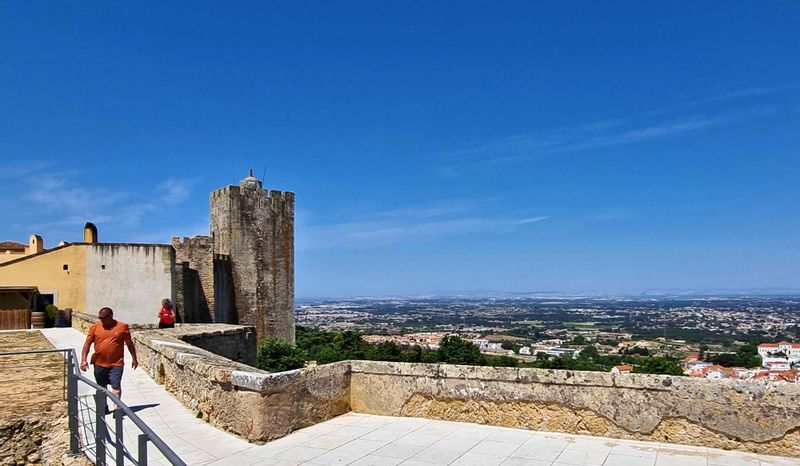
[
  {"x1": 72, "y1": 311, "x2": 159, "y2": 334},
  {"x1": 133, "y1": 325, "x2": 349, "y2": 443},
  {"x1": 126, "y1": 326, "x2": 800, "y2": 456},
  {"x1": 71, "y1": 311, "x2": 94, "y2": 334},
  {"x1": 349, "y1": 361, "x2": 800, "y2": 457}
]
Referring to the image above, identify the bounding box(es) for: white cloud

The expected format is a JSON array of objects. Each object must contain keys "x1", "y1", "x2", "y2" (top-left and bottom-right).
[
  {"x1": 5, "y1": 170, "x2": 197, "y2": 243},
  {"x1": 298, "y1": 201, "x2": 548, "y2": 251},
  {"x1": 434, "y1": 82, "x2": 797, "y2": 166},
  {"x1": 512, "y1": 216, "x2": 550, "y2": 225},
  {"x1": 157, "y1": 178, "x2": 195, "y2": 205}
]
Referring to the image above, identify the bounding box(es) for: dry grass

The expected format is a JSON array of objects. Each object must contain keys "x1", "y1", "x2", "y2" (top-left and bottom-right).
[{"x1": 0, "y1": 331, "x2": 65, "y2": 420}]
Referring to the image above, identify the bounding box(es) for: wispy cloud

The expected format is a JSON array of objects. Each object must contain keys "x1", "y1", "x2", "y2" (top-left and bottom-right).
[
  {"x1": 512, "y1": 216, "x2": 550, "y2": 225},
  {"x1": 158, "y1": 178, "x2": 195, "y2": 205},
  {"x1": 298, "y1": 200, "x2": 548, "y2": 251},
  {"x1": 442, "y1": 112, "x2": 745, "y2": 165},
  {"x1": 26, "y1": 175, "x2": 125, "y2": 219},
  {"x1": 436, "y1": 82, "x2": 797, "y2": 166},
  {"x1": 5, "y1": 170, "x2": 197, "y2": 243},
  {"x1": 0, "y1": 161, "x2": 58, "y2": 181}
]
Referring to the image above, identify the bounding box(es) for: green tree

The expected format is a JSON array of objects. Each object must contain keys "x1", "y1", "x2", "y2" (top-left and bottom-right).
[
  {"x1": 256, "y1": 338, "x2": 307, "y2": 372},
  {"x1": 571, "y1": 335, "x2": 587, "y2": 345},
  {"x1": 485, "y1": 355, "x2": 519, "y2": 367},
  {"x1": 338, "y1": 331, "x2": 371, "y2": 359},
  {"x1": 698, "y1": 344, "x2": 709, "y2": 360},
  {"x1": 500, "y1": 342, "x2": 523, "y2": 353},
  {"x1": 736, "y1": 344, "x2": 762, "y2": 367},
  {"x1": 437, "y1": 336, "x2": 484, "y2": 365},
  {"x1": 314, "y1": 346, "x2": 344, "y2": 365},
  {"x1": 710, "y1": 353, "x2": 738, "y2": 367},
  {"x1": 369, "y1": 341, "x2": 403, "y2": 362},
  {"x1": 422, "y1": 351, "x2": 440, "y2": 363},
  {"x1": 710, "y1": 344, "x2": 762, "y2": 368},
  {"x1": 578, "y1": 345, "x2": 599, "y2": 360},
  {"x1": 401, "y1": 345, "x2": 424, "y2": 363},
  {"x1": 632, "y1": 357, "x2": 683, "y2": 376}
]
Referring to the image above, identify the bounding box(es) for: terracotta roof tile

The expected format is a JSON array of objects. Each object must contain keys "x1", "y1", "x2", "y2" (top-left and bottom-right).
[{"x1": 0, "y1": 241, "x2": 26, "y2": 251}]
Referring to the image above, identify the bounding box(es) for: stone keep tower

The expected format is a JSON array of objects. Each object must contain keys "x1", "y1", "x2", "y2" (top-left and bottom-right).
[{"x1": 210, "y1": 170, "x2": 295, "y2": 342}]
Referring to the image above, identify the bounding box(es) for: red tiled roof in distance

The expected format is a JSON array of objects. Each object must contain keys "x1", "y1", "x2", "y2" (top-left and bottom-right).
[
  {"x1": 0, "y1": 241, "x2": 26, "y2": 251},
  {"x1": 759, "y1": 341, "x2": 800, "y2": 349}
]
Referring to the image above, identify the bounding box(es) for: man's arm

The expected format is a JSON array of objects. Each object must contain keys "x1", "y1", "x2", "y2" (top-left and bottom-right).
[
  {"x1": 124, "y1": 329, "x2": 139, "y2": 370},
  {"x1": 80, "y1": 329, "x2": 94, "y2": 371}
]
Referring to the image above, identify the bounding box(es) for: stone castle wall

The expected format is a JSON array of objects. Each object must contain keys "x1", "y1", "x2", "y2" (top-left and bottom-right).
[
  {"x1": 130, "y1": 326, "x2": 800, "y2": 456},
  {"x1": 172, "y1": 236, "x2": 215, "y2": 323},
  {"x1": 133, "y1": 325, "x2": 348, "y2": 442},
  {"x1": 210, "y1": 185, "x2": 295, "y2": 342},
  {"x1": 349, "y1": 361, "x2": 800, "y2": 457}
]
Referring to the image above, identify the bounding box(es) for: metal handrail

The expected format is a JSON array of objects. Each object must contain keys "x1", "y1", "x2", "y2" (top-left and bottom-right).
[{"x1": 0, "y1": 348, "x2": 186, "y2": 466}]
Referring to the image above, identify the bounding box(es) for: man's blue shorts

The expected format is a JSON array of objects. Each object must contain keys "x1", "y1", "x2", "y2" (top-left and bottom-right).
[{"x1": 93, "y1": 365, "x2": 124, "y2": 389}]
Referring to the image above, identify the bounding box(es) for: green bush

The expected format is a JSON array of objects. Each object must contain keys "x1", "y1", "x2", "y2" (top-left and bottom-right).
[
  {"x1": 437, "y1": 335, "x2": 484, "y2": 365},
  {"x1": 256, "y1": 337, "x2": 307, "y2": 372},
  {"x1": 45, "y1": 304, "x2": 59, "y2": 320},
  {"x1": 485, "y1": 355, "x2": 519, "y2": 367},
  {"x1": 632, "y1": 357, "x2": 684, "y2": 376}
]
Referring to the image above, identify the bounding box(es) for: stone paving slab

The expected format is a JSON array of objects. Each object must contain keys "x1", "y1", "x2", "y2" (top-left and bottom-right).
[{"x1": 40, "y1": 328, "x2": 800, "y2": 466}]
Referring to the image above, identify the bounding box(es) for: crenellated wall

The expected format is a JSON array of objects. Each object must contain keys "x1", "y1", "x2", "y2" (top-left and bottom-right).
[
  {"x1": 128, "y1": 326, "x2": 800, "y2": 456},
  {"x1": 172, "y1": 236, "x2": 215, "y2": 323}
]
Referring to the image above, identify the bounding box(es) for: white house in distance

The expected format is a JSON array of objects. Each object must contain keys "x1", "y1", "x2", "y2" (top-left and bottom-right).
[{"x1": 758, "y1": 341, "x2": 800, "y2": 368}]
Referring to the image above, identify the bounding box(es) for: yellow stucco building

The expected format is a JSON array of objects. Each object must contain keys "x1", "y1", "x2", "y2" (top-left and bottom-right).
[
  {"x1": 0, "y1": 242, "x2": 88, "y2": 312},
  {"x1": 0, "y1": 223, "x2": 175, "y2": 325}
]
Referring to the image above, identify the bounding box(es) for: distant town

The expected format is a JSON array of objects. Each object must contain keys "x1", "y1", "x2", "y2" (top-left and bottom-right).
[{"x1": 297, "y1": 295, "x2": 800, "y2": 382}]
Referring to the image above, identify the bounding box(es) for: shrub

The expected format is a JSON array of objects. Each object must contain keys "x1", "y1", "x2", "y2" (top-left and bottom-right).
[
  {"x1": 45, "y1": 304, "x2": 59, "y2": 320},
  {"x1": 632, "y1": 357, "x2": 684, "y2": 376},
  {"x1": 485, "y1": 355, "x2": 519, "y2": 367},
  {"x1": 256, "y1": 337, "x2": 307, "y2": 372},
  {"x1": 437, "y1": 335, "x2": 484, "y2": 365}
]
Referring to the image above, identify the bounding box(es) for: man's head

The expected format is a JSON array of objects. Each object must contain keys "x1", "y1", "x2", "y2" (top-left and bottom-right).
[{"x1": 98, "y1": 307, "x2": 114, "y2": 322}]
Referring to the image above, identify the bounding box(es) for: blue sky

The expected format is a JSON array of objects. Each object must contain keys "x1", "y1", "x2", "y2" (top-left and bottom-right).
[{"x1": 1, "y1": 2, "x2": 799, "y2": 297}]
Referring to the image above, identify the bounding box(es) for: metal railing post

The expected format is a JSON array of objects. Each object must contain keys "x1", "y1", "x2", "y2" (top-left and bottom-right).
[
  {"x1": 95, "y1": 389, "x2": 107, "y2": 466},
  {"x1": 0, "y1": 349, "x2": 186, "y2": 466},
  {"x1": 114, "y1": 409, "x2": 125, "y2": 466},
  {"x1": 62, "y1": 351, "x2": 67, "y2": 401},
  {"x1": 67, "y1": 351, "x2": 80, "y2": 454},
  {"x1": 138, "y1": 434, "x2": 149, "y2": 466}
]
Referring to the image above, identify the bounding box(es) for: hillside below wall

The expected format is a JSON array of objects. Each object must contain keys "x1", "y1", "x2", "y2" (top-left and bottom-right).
[{"x1": 349, "y1": 361, "x2": 800, "y2": 457}]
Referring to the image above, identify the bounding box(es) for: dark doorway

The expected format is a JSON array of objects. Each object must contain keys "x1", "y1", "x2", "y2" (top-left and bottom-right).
[{"x1": 36, "y1": 293, "x2": 55, "y2": 312}]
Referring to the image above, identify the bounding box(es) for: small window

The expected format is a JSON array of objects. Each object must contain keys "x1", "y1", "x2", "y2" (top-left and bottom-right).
[
  {"x1": 63, "y1": 264, "x2": 69, "y2": 271},
  {"x1": 101, "y1": 264, "x2": 106, "y2": 270}
]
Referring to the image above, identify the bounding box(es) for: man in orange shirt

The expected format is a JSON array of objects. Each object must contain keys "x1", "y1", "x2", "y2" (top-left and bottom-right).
[{"x1": 80, "y1": 307, "x2": 139, "y2": 406}]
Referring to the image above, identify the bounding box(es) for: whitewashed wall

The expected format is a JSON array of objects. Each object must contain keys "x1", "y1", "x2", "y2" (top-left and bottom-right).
[{"x1": 85, "y1": 244, "x2": 174, "y2": 323}]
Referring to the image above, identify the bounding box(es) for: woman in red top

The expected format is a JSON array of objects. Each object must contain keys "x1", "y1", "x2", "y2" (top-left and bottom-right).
[{"x1": 158, "y1": 298, "x2": 176, "y2": 329}]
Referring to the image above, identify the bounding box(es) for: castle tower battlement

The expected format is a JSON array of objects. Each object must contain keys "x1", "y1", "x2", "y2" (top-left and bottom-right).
[{"x1": 210, "y1": 170, "x2": 295, "y2": 342}]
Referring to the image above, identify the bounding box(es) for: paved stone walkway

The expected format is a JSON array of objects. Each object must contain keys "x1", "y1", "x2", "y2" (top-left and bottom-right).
[{"x1": 41, "y1": 328, "x2": 799, "y2": 466}]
